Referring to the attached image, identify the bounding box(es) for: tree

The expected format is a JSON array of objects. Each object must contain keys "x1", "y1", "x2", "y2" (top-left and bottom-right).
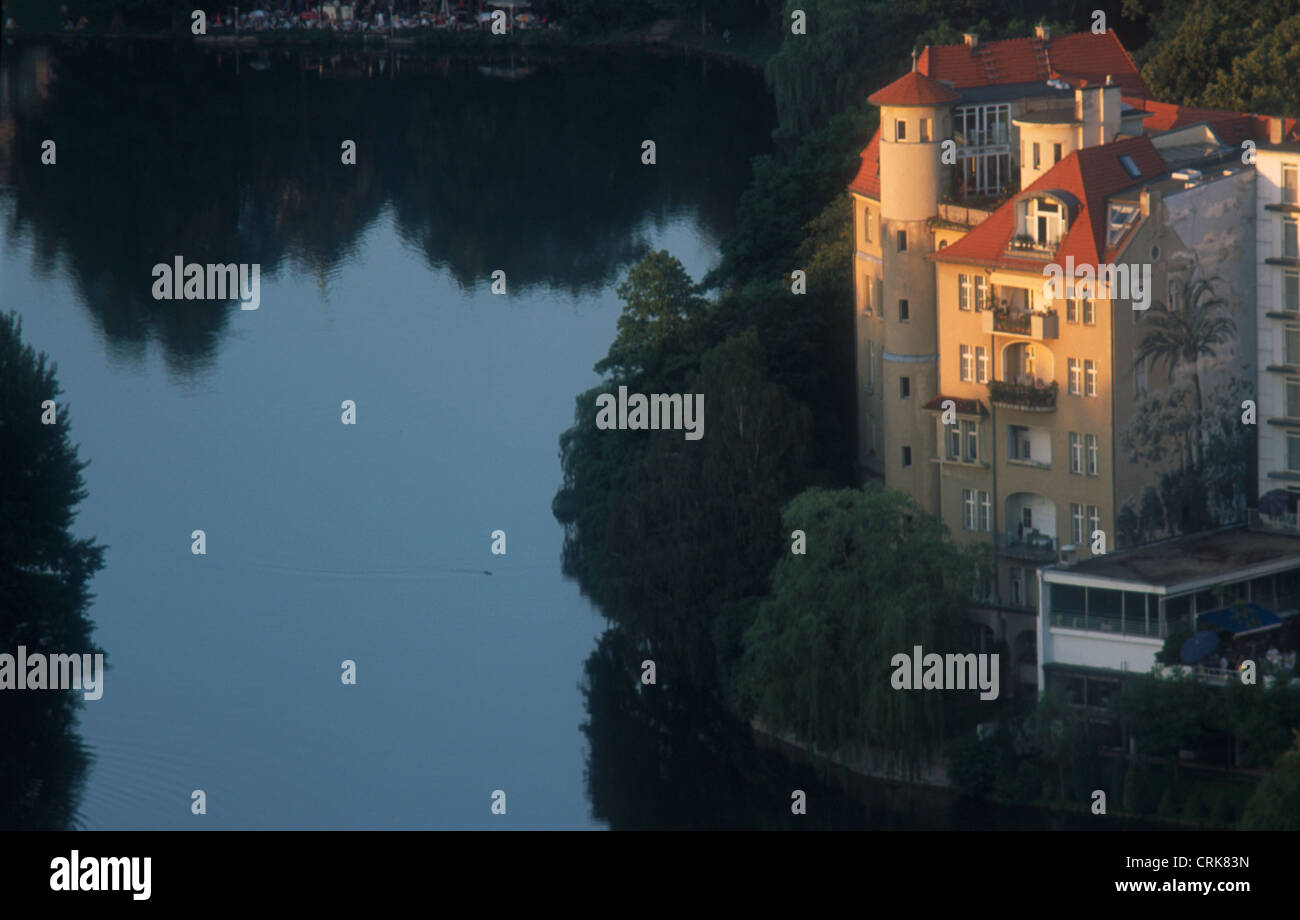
[
  {"x1": 1024, "y1": 688, "x2": 1084, "y2": 801},
  {"x1": 737, "y1": 485, "x2": 979, "y2": 778},
  {"x1": 0, "y1": 312, "x2": 106, "y2": 829},
  {"x1": 1239, "y1": 731, "x2": 1300, "y2": 831},
  {"x1": 594, "y1": 250, "x2": 709, "y2": 383},
  {"x1": 1133, "y1": 273, "x2": 1235, "y2": 468}
]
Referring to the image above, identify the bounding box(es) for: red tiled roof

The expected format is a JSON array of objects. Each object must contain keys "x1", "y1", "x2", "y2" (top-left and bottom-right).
[
  {"x1": 868, "y1": 70, "x2": 962, "y2": 106},
  {"x1": 848, "y1": 126, "x2": 882, "y2": 198},
  {"x1": 1122, "y1": 96, "x2": 1300, "y2": 146},
  {"x1": 918, "y1": 31, "x2": 1149, "y2": 97},
  {"x1": 933, "y1": 135, "x2": 1167, "y2": 272},
  {"x1": 922, "y1": 395, "x2": 989, "y2": 417}
]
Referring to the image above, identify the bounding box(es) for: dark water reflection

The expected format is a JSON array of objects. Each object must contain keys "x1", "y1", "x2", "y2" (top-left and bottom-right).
[{"x1": 2, "y1": 41, "x2": 1149, "y2": 830}]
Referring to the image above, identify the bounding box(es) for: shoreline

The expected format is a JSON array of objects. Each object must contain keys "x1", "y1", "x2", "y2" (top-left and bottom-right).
[{"x1": 2, "y1": 23, "x2": 778, "y2": 70}]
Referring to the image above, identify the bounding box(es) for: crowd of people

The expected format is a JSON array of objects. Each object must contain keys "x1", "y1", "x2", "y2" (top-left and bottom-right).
[{"x1": 215, "y1": 2, "x2": 556, "y2": 34}]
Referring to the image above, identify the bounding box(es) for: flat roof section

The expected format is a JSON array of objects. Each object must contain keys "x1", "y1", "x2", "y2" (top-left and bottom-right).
[{"x1": 1045, "y1": 525, "x2": 1300, "y2": 592}]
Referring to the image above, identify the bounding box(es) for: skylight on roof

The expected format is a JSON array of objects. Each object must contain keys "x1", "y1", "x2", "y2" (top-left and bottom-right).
[
  {"x1": 1118, "y1": 154, "x2": 1141, "y2": 178},
  {"x1": 1107, "y1": 203, "x2": 1140, "y2": 247}
]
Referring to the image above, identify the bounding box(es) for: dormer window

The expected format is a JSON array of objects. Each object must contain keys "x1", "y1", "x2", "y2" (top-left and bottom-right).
[
  {"x1": 1106, "y1": 203, "x2": 1140, "y2": 248},
  {"x1": 1025, "y1": 198, "x2": 1065, "y2": 247}
]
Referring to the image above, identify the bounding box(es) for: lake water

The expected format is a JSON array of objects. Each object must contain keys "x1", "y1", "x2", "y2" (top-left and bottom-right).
[{"x1": 2, "y1": 40, "x2": 776, "y2": 829}]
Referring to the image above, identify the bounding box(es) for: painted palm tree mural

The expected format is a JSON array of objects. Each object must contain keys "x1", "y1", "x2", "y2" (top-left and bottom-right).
[
  {"x1": 1118, "y1": 272, "x2": 1252, "y2": 545},
  {"x1": 1133, "y1": 274, "x2": 1238, "y2": 467}
]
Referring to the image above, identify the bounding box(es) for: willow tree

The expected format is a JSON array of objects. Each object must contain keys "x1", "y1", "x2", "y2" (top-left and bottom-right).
[{"x1": 737, "y1": 485, "x2": 979, "y2": 779}]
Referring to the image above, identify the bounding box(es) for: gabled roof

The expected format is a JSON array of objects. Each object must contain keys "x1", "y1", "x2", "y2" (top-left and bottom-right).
[
  {"x1": 917, "y1": 31, "x2": 1149, "y2": 97},
  {"x1": 932, "y1": 135, "x2": 1167, "y2": 273},
  {"x1": 848, "y1": 126, "x2": 882, "y2": 198},
  {"x1": 868, "y1": 70, "x2": 962, "y2": 106},
  {"x1": 1122, "y1": 96, "x2": 1300, "y2": 146}
]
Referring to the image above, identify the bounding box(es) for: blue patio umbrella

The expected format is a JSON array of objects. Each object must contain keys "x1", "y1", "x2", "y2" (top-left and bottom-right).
[
  {"x1": 1259, "y1": 489, "x2": 1289, "y2": 515},
  {"x1": 1179, "y1": 630, "x2": 1220, "y2": 664}
]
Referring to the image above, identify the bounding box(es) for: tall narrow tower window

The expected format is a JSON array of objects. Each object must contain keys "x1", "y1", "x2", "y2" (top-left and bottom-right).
[
  {"x1": 1032, "y1": 142, "x2": 1041, "y2": 169},
  {"x1": 899, "y1": 299, "x2": 910, "y2": 322},
  {"x1": 897, "y1": 230, "x2": 908, "y2": 252},
  {"x1": 900, "y1": 376, "x2": 911, "y2": 398},
  {"x1": 920, "y1": 118, "x2": 932, "y2": 142},
  {"x1": 1054, "y1": 143, "x2": 1062, "y2": 164},
  {"x1": 896, "y1": 119, "x2": 907, "y2": 141}
]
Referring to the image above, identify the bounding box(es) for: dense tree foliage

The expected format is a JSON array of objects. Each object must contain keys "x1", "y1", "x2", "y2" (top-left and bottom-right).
[
  {"x1": 0, "y1": 313, "x2": 106, "y2": 829},
  {"x1": 735, "y1": 486, "x2": 980, "y2": 775},
  {"x1": 1240, "y1": 731, "x2": 1300, "y2": 830}
]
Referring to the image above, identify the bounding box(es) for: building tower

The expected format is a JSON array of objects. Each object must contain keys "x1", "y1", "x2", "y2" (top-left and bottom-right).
[{"x1": 861, "y1": 65, "x2": 958, "y2": 513}]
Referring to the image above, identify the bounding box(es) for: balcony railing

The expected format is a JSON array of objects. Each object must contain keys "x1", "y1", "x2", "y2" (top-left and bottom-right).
[
  {"x1": 1247, "y1": 508, "x2": 1300, "y2": 535},
  {"x1": 1001, "y1": 529, "x2": 1058, "y2": 562},
  {"x1": 981, "y1": 309, "x2": 1060, "y2": 340},
  {"x1": 1050, "y1": 610, "x2": 1163, "y2": 638},
  {"x1": 988, "y1": 379, "x2": 1058, "y2": 411}
]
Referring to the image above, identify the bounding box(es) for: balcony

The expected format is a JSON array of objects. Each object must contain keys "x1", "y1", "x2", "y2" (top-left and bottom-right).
[
  {"x1": 1000, "y1": 529, "x2": 1058, "y2": 562},
  {"x1": 981, "y1": 308, "x2": 1058, "y2": 340},
  {"x1": 1006, "y1": 233, "x2": 1059, "y2": 260},
  {"x1": 988, "y1": 378, "x2": 1058, "y2": 412},
  {"x1": 1247, "y1": 508, "x2": 1300, "y2": 536}
]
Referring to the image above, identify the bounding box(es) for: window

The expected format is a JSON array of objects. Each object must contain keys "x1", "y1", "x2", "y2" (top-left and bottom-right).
[
  {"x1": 962, "y1": 419, "x2": 979, "y2": 461},
  {"x1": 899, "y1": 299, "x2": 910, "y2": 322},
  {"x1": 960, "y1": 345, "x2": 972, "y2": 381},
  {"x1": 948, "y1": 422, "x2": 961, "y2": 460},
  {"x1": 862, "y1": 273, "x2": 873, "y2": 315},
  {"x1": 962, "y1": 489, "x2": 976, "y2": 530},
  {"x1": 1087, "y1": 505, "x2": 1101, "y2": 542},
  {"x1": 1084, "y1": 359, "x2": 1097, "y2": 397},
  {"x1": 1286, "y1": 271, "x2": 1300, "y2": 313},
  {"x1": 920, "y1": 118, "x2": 932, "y2": 142},
  {"x1": 1066, "y1": 298, "x2": 1078, "y2": 323},
  {"x1": 1285, "y1": 219, "x2": 1298, "y2": 259},
  {"x1": 1135, "y1": 356, "x2": 1148, "y2": 396},
  {"x1": 896, "y1": 119, "x2": 907, "y2": 141},
  {"x1": 1024, "y1": 344, "x2": 1037, "y2": 377},
  {"x1": 900, "y1": 376, "x2": 911, "y2": 398},
  {"x1": 958, "y1": 274, "x2": 970, "y2": 310},
  {"x1": 974, "y1": 276, "x2": 987, "y2": 311},
  {"x1": 1082, "y1": 298, "x2": 1095, "y2": 325},
  {"x1": 1069, "y1": 432, "x2": 1082, "y2": 474},
  {"x1": 1086, "y1": 434, "x2": 1099, "y2": 476},
  {"x1": 863, "y1": 207, "x2": 872, "y2": 243},
  {"x1": 1032, "y1": 142, "x2": 1041, "y2": 169},
  {"x1": 897, "y1": 230, "x2": 908, "y2": 252},
  {"x1": 1284, "y1": 164, "x2": 1298, "y2": 205},
  {"x1": 1071, "y1": 503, "x2": 1085, "y2": 543},
  {"x1": 1010, "y1": 425, "x2": 1031, "y2": 460},
  {"x1": 978, "y1": 491, "x2": 991, "y2": 532},
  {"x1": 1289, "y1": 433, "x2": 1300, "y2": 472},
  {"x1": 1010, "y1": 567, "x2": 1024, "y2": 606},
  {"x1": 902, "y1": 446, "x2": 912, "y2": 467},
  {"x1": 1053, "y1": 142, "x2": 1062, "y2": 164},
  {"x1": 975, "y1": 346, "x2": 989, "y2": 383},
  {"x1": 1068, "y1": 358, "x2": 1081, "y2": 395},
  {"x1": 953, "y1": 103, "x2": 1012, "y2": 197},
  {"x1": 1287, "y1": 326, "x2": 1300, "y2": 365},
  {"x1": 1287, "y1": 379, "x2": 1300, "y2": 418}
]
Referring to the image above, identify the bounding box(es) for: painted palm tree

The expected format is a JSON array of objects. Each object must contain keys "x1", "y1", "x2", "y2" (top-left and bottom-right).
[{"x1": 1134, "y1": 274, "x2": 1236, "y2": 468}]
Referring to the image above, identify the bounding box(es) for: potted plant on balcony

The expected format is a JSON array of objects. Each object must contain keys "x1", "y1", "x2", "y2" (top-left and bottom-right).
[{"x1": 1011, "y1": 233, "x2": 1035, "y2": 250}]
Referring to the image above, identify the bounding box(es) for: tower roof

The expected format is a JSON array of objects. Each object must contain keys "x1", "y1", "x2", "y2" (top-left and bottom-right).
[{"x1": 868, "y1": 70, "x2": 961, "y2": 107}]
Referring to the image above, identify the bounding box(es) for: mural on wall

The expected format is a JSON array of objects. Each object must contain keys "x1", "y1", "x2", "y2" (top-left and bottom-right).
[{"x1": 1118, "y1": 269, "x2": 1253, "y2": 545}]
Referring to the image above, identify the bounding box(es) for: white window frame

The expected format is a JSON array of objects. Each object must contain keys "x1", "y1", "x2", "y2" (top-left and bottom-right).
[
  {"x1": 960, "y1": 345, "x2": 973, "y2": 381},
  {"x1": 1085, "y1": 359, "x2": 1097, "y2": 397},
  {"x1": 1086, "y1": 434, "x2": 1099, "y2": 476},
  {"x1": 1068, "y1": 358, "x2": 1081, "y2": 395},
  {"x1": 1069, "y1": 432, "x2": 1082, "y2": 474}
]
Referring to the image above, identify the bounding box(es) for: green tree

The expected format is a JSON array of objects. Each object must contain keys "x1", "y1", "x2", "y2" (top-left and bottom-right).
[
  {"x1": 1239, "y1": 731, "x2": 1300, "y2": 830},
  {"x1": 1024, "y1": 688, "x2": 1085, "y2": 801},
  {"x1": 595, "y1": 250, "x2": 709, "y2": 382},
  {"x1": 737, "y1": 485, "x2": 978, "y2": 778},
  {"x1": 0, "y1": 312, "x2": 106, "y2": 829}
]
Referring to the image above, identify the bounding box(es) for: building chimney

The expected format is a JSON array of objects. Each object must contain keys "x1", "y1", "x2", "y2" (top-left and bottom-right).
[
  {"x1": 963, "y1": 32, "x2": 979, "y2": 50},
  {"x1": 911, "y1": 47, "x2": 918, "y2": 72},
  {"x1": 1270, "y1": 116, "x2": 1284, "y2": 145},
  {"x1": 1034, "y1": 23, "x2": 1050, "y2": 41}
]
